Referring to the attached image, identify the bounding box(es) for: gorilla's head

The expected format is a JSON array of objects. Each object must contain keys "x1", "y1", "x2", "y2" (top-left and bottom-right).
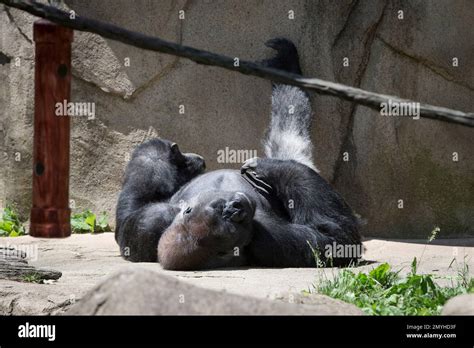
[{"x1": 158, "y1": 190, "x2": 256, "y2": 270}]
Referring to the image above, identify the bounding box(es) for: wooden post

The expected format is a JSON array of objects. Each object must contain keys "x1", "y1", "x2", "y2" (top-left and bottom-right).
[{"x1": 30, "y1": 20, "x2": 73, "y2": 238}]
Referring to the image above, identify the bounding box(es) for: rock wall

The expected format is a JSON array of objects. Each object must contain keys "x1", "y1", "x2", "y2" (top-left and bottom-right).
[{"x1": 0, "y1": 0, "x2": 473, "y2": 238}]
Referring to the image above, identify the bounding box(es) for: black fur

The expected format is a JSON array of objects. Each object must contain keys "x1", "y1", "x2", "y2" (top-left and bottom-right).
[
  {"x1": 261, "y1": 38, "x2": 303, "y2": 75},
  {"x1": 241, "y1": 157, "x2": 361, "y2": 266},
  {"x1": 115, "y1": 38, "x2": 362, "y2": 268},
  {"x1": 115, "y1": 139, "x2": 205, "y2": 262}
]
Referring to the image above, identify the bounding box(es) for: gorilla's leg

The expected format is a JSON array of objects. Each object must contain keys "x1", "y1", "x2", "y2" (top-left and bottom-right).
[
  {"x1": 260, "y1": 38, "x2": 317, "y2": 172},
  {"x1": 249, "y1": 211, "x2": 335, "y2": 267},
  {"x1": 242, "y1": 157, "x2": 362, "y2": 266}
]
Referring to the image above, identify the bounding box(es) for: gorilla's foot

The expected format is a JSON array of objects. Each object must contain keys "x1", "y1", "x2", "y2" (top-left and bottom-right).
[{"x1": 240, "y1": 157, "x2": 273, "y2": 197}]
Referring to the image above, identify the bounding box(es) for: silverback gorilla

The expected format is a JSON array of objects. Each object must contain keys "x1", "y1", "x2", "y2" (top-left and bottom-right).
[{"x1": 115, "y1": 38, "x2": 362, "y2": 270}]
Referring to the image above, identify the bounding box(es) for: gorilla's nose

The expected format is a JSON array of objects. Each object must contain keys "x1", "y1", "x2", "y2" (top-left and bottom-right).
[
  {"x1": 209, "y1": 198, "x2": 225, "y2": 208},
  {"x1": 222, "y1": 201, "x2": 245, "y2": 222}
]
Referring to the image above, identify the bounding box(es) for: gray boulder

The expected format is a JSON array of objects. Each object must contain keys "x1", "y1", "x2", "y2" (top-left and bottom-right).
[{"x1": 67, "y1": 268, "x2": 363, "y2": 315}]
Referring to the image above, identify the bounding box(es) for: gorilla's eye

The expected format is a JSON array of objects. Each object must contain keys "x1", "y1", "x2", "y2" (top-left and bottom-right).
[{"x1": 183, "y1": 207, "x2": 192, "y2": 215}]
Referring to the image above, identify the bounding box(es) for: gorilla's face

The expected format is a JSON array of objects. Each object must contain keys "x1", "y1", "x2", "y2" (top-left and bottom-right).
[{"x1": 158, "y1": 191, "x2": 256, "y2": 270}]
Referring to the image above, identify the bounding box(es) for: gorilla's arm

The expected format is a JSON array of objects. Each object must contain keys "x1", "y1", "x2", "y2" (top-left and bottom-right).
[
  {"x1": 118, "y1": 203, "x2": 180, "y2": 262},
  {"x1": 248, "y1": 211, "x2": 335, "y2": 267},
  {"x1": 242, "y1": 157, "x2": 362, "y2": 266},
  {"x1": 116, "y1": 140, "x2": 204, "y2": 227},
  {"x1": 115, "y1": 139, "x2": 205, "y2": 262}
]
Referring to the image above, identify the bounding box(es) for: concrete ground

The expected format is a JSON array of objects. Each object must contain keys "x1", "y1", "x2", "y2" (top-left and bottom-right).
[{"x1": 0, "y1": 234, "x2": 472, "y2": 315}]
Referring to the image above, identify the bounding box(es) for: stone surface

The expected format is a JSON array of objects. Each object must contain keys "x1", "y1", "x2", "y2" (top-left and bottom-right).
[
  {"x1": 441, "y1": 294, "x2": 474, "y2": 315},
  {"x1": 0, "y1": 234, "x2": 472, "y2": 315},
  {"x1": 0, "y1": 1, "x2": 473, "y2": 237},
  {"x1": 67, "y1": 268, "x2": 363, "y2": 315}
]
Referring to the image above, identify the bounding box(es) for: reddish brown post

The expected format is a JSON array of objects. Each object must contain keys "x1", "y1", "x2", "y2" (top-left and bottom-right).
[{"x1": 30, "y1": 20, "x2": 73, "y2": 238}]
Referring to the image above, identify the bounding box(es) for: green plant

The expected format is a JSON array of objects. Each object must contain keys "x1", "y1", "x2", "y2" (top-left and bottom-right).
[
  {"x1": 448, "y1": 255, "x2": 474, "y2": 293},
  {"x1": 21, "y1": 273, "x2": 43, "y2": 284},
  {"x1": 0, "y1": 205, "x2": 26, "y2": 237},
  {"x1": 417, "y1": 226, "x2": 440, "y2": 268},
  {"x1": 71, "y1": 210, "x2": 111, "y2": 233},
  {"x1": 312, "y1": 258, "x2": 471, "y2": 315}
]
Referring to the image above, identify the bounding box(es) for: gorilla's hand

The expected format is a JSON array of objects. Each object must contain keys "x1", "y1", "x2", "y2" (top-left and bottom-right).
[{"x1": 240, "y1": 157, "x2": 273, "y2": 198}]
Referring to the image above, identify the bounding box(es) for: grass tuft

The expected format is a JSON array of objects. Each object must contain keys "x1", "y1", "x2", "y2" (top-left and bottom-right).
[
  {"x1": 311, "y1": 257, "x2": 473, "y2": 315},
  {"x1": 21, "y1": 273, "x2": 43, "y2": 284}
]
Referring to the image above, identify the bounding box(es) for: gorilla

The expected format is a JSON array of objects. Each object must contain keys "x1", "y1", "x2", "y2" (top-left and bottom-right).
[{"x1": 115, "y1": 38, "x2": 362, "y2": 270}]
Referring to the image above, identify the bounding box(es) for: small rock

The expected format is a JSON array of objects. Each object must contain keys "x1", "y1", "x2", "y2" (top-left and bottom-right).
[
  {"x1": 43, "y1": 279, "x2": 56, "y2": 285},
  {"x1": 274, "y1": 292, "x2": 363, "y2": 315},
  {"x1": 441, "y1": 294, "x2": 474, "y2": 315}
]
